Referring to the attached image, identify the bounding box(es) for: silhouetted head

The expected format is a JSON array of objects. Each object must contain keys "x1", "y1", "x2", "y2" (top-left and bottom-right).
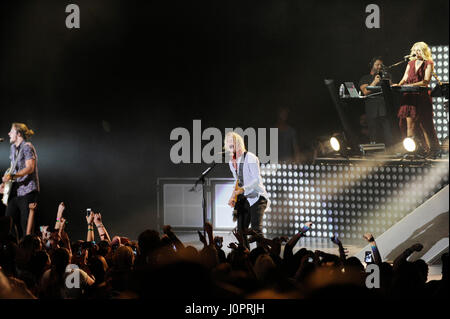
[
  {"x1": 29, "y1": 250, "x2": 50, "y2": 278},
  {"x1": 51, "y1": 248, "x2": 70, "y2": 275},
  {"x1": 113, "y1": 246, "x2": 134, "y2": 270},
  {"x1": 254, "y1": 254, "x2": 276, "y2": 282},
  {"x1": 138, "y1": 230, "x2": 161, "y2": 256},
  {"x1": 249, "y1": 246, "x2": 267, "y2": 266},
  {"x1": 88, "y1": 255, "x2": 108, "y2": 284},
  {"x1": 20, "y1": 235, "x2": 42, "y2": 253},
  {"x1": 97, "y1": 240, "x2": 110, "y2": 257},
  {"x1": 344, "y1": 257, "x2": 365, "y2": 273},
  {"x1": 0, "y1": 242, "x2": 17, "y2": 276}
]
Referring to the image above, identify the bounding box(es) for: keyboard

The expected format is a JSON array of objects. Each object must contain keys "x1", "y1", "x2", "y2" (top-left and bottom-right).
[{"x1": 366, "y1": 86, "x2": 429, "y2": 93}]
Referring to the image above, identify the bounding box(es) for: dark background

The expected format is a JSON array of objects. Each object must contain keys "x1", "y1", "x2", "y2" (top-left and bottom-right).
[{"x1": 0, "y1": 0, "x2": 448, "y2": 240}]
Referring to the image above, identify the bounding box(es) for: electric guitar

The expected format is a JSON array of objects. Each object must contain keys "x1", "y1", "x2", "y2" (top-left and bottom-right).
[
  {"x1": 231, "y1": 180, "x2": 239, "y2": 221},
  {"x1": 231, "y1": 180, "x2": 246, "y2": 222},
  {"x1": 2, "y1": 168, "x2": 14, "y2": 206},
  {"x1": 2, "y1": 145, "x2": 24, "y2": 206}
]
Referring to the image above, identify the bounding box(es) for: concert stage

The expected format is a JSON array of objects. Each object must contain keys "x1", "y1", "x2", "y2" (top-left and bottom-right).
[{"x1": 159, "y1": 154, "x2": 449, "y2": 270}]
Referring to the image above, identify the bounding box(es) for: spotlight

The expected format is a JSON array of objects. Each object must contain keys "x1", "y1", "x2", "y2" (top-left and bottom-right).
[
  {"x1": 403, "y1": 137, "x2": 416, "y2": 152},
  {"x1": 329, "y1": 133, "x2": 352, "y2": 157},
  {"x1": 330, "y1": 137, "x2": 340, "y2": 151},
  {"x1": 315, "y1": 135, "x2": 341, "y2": 156}
]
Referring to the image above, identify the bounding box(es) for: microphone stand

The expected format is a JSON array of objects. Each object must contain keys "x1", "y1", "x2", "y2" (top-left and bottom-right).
[
  {"x1": 385, "y1": 58, "x2": 409, "y2": 70},
  {"x1": 190, "y1": 161, "x2": 219, "y2": 236}
]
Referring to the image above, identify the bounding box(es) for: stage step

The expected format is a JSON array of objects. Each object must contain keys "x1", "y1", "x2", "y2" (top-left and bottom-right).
[{"x1": 355, "y1": 185, "x2": 449, "y2": 264}]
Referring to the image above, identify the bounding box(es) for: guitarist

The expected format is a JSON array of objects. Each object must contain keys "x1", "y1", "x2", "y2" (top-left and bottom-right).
[
  {"x1": 225, "y1": 132, "x2": 269, "y2": 250},
  {"x1": 0, "y1": 123, "x2": 39, "y2": 239}
]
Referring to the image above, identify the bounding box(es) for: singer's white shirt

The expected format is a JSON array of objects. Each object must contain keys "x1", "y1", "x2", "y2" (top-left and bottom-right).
[{"x1": 229, "y1": 152, "x2": 270, "y2": 208}]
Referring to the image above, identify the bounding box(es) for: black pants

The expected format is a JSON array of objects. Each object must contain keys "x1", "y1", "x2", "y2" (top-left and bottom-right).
[
  {"x1": 236, "y1": 196, "x2": 267, "y2": 250},
  {"x1": 367, "y1": 116, "x2": 394, "y2": 147},
  {"x1": 5, "y1": 190, "x2": 38, "y2": 240}
]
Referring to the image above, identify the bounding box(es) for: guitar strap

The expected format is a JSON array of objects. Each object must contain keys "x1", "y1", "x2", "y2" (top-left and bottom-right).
[
  {"x1": 236, "y1": 152, "x2": 247, "y2": 187},
  {"x1": 237, "y1": 152, "x2": 259, "y2": 200},
  {"x1": 10, "y1": 146, "x2": 24, "y2": 178}
]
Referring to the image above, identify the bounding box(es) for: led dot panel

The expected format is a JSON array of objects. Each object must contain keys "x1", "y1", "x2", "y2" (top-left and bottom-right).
[
  {"x1": 260, "y1": 161, "x2": 449, "y2": 240},
  {"x1": 431, "y1": 45, "x2": 449, "y2": 145}
]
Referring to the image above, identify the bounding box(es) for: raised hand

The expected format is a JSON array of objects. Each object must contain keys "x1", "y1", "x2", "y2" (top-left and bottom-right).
[
  {"x1": 57, "y1": 202, "x2": 65, "y2": 219},
  {"x1": 301, "y1": 251, "x2": 314, "y2": 261},
  {"x1": 330, "y1": 235, "x2": 342, "y2": 246},
  {"x1": 204, "y1": 222, "x2": 213, "y2": 235},
  {"x1": 245, "y1": 228, "x2": 260, "y2": 238},
  {"x1": 279, "y1": 236, "x2": 289, "y2": 243},
  {"x1": 343, "y1": 247, "x2": 349, "y2": 258},
  {"x1": 373, "y1": 74, "x2": 381, "y2": 85},
  {"x1": 214, "y1": 236, "x2": 223, "y2": 249},
  {"x1": 204, "y1": 222, "x2": 214, "y2": 246},
  {"x1": 93, "y1": 213, "x2": 103, "y2": 226},
  {"x1": 197, "y1": 230, "x2": 207, "y2": 246},
  {"x1": 86, "y1": 212, "x2": 94, "y2": 225},
  {"x1": 270, "y1": 237, "x2": 283, "y2": 256},
  {"x1": 163, "y1": 225, "x2": 173, "y2": 235},
  {"x1": 363, "y1": 233, "x2": 375, "y2": 242},
  {"x1": 40, "y1": 225, "x2": 50, "y2": 241},
  {"x1": 314, "y1": 250, "x2": 325, "y2": 258}
]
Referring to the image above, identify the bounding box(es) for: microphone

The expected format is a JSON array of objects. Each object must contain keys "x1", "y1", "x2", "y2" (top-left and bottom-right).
[{"x1": 404, "y1": 53, "x2": 416, "y2": 60}]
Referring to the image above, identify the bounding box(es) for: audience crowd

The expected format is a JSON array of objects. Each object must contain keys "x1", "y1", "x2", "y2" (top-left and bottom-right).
[{"x1": 0, "y1": 202, "x2": 448, "y2": 299}]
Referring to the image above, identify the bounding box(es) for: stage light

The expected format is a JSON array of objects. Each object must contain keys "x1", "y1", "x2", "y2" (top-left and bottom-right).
[
  {"x1": 330, "y1": 136, "x2": 339, "y2": 150},
  {"x1": 403, "y1": 137, "x2": 416, "y2": 152}
]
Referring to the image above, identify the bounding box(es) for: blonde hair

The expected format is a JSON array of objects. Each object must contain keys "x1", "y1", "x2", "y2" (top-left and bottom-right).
[
  {"x1": 12, "y1": 123, "x2": 34, "y2": 140},
  {"x1": 410, "y1": 41, "x2": 433, "y2": 62},
  {"x1": 224, "y1": 132, "x2": 246, "y2": 154}
]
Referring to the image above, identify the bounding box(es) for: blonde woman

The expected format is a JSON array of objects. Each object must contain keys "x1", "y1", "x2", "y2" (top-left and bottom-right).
[
  {"x1": 394, "y1": 42, "x2": 440, "y2": 154},
  {"x1": 224, "y1": 132, "x2": 269, "y2": 249}
]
